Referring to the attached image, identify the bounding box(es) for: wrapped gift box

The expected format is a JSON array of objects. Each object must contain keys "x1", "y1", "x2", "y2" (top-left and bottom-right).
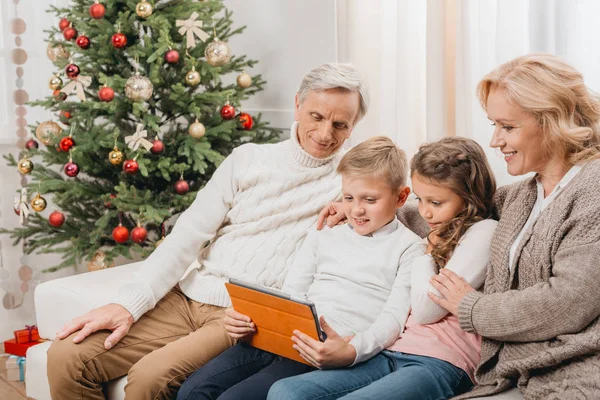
[
  {"x1": 5, "y1": 355, "x2": 26, "y2": 382},
  {"x1": 14, "y1": 325, "x2": 40, "y2": 344},
  {"x1": 4, "y1": 338, "x2": 44, "y2": 357}
]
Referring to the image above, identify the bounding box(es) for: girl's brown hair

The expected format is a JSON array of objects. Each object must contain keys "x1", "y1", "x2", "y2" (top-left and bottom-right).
[{"x1": 411, "y1": 137, "x2": 496, "y2": 270}]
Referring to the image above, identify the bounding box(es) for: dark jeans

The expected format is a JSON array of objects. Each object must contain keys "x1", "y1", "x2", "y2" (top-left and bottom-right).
[{"x1": 176, "y1": 342, "x2": 315, "y2": 400}]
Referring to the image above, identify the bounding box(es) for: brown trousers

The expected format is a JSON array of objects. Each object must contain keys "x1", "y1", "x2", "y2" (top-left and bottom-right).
[{"x1": 47, "y1": 286, "x2": 235, "y2": 400}]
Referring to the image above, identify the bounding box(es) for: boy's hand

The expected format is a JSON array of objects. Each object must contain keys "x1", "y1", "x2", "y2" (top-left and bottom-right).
[
  {"x1": 223, "y1": 307, "x2": 255, "y2": 339},
  {"x1": 292, "y1": 316, "x2": 357, "y2": 369},
  {"x1": 316, "y1": 202, "x2": 346, "y2": 230}
]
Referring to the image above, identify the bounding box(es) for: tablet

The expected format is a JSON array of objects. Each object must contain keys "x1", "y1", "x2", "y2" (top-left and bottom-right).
[{"x1": 225, "y1": 278, "x2": 326, "y2": 365}]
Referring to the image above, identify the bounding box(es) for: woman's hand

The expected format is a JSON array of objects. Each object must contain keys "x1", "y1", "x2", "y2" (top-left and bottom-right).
[
  {"x1": 316, "y1": 201, "x2": 346, "y2": 230},
  {"x1": 428, "y1": 269, "x2": 476, "y2": 316},
  {"x1": 292, "y1": 316, "x2": 357, "y2": 369},
  {"x1": 223, "y1": 307, "x2": 255, "y2": 339}
]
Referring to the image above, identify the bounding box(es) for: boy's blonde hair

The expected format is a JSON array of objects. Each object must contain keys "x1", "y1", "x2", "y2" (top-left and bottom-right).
[{"x1": 337, "y1": 136, "x2": 408, "y2": 189}]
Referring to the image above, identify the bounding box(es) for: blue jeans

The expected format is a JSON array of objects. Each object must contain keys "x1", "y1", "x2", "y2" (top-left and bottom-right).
[
  {"x1": 267, "y1": 351, "x2": 473, "y2": 400},
  {"x1": 177, "y1": 342, "x2": 315, "y2": 400}
]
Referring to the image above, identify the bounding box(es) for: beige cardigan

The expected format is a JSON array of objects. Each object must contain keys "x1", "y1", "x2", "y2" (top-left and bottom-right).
[{"x1": 453, "y1": 159, "x2": 600, "y2": 399}]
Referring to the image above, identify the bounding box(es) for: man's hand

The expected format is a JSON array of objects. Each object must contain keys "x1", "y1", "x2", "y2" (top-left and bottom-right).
[
  {"x1": 223, "y1": 307, "x2": 255, "y2": 339},
  {"x1": 292, "y1": 316, "x2": 357, "y2": 369},
  {"x1": 429, "y1": 269, "x2": 476, "y2": 316},
  {"x1": 316, "y1": 202, "x2": 346, "y2": 230},
  {"x1": 56, "y1": 303, "x2": 134, "y2": 350}
]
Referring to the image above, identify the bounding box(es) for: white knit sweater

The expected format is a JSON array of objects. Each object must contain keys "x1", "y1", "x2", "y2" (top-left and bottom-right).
[{"x1": 116, "y1": 123, "x2": 344, "y2": 321}]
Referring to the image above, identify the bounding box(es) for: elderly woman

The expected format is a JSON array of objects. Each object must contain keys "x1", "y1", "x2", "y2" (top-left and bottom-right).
[{"x1": 430, "y1": 53, "x2": 600, "y2": 399}]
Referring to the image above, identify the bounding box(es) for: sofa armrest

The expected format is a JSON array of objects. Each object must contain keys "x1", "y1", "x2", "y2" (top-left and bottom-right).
[{"x1": 34, "y1": 262, "x2": 142, "y2": 339}]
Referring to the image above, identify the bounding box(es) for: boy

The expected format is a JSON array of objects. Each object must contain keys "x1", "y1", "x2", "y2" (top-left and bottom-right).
[{"x1": 177, "y1": 136, "x2": 430, "y2": 400}]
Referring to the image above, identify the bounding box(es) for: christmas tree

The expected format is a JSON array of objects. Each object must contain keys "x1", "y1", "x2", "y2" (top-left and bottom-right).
[{"x1": 2, "y1": 0, "x2": 280, "y2": 272}]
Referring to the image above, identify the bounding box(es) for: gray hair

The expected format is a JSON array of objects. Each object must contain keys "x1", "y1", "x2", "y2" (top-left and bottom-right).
[{"x1": 297, "y1": 62, "x2": 369, "y2": 123}]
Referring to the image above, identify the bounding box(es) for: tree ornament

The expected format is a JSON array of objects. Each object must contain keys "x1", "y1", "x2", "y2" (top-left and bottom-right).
[
  {"x1": 49, "y1": 210, "x2": 65, "y2": 227},
  {"x1": 14, "y1": 188, "x2": 29, "y2": 225},
  {"x1": 164, "y1": 49, "x2": 180, "y2": 64},
  {"x1": 111, "y1": 32, "x2": 127, "y2": 49},
  {"x1": 131, "y1": 224, "x2": 148, "y2": 244},
  {"x1": 35, "y1": 121, "x2": 62, "y2": 145},
  {"x1": 59, "y1": 110, "x2": 72, "y2": 125},
  {"x1": 185, "y1": 67, "x2": 201, "y2": 87},
  {"x1": 98, "y1": 86, "x2": 115, "y2": 102},
  {"x1": 58, "y1": 18, "x2": 70, "y2": 31},
  {"x1": 89, "y1": 2, "x2": 106, "y2": 19},
  {"x1": 48, "y1": 75, "x2": 63, "y2": 90},
  {"x1": 30, "y1": 193, "x2": 47, "y2": 212},
  {"x1": 151, "y1": 138, "x2": 164, "y2": 154},
  {"x1": 205, "y1": 37, "x2": 231, "y2": 67},
  {"x1": 125, "y1": 73, "x2": 153, "y2": 102},
  {"x1": 189, "y1": 118, "x2": 206, "y2": 139},
  {"x1": 87, "y1": 250, "x2": 114, "y2": 271},
  {"x1": 46, "y1": 43, "x2": 70, "y2": 62},
  {"x1": 136, "y1": 0, "x2": 153, "y2": 18},
  {"x1": 59, "y1": 136, "x2": 75, "y2": 152},
  {"x1": 112, "y1": 224, "x2": 129, "y2": 244},
  {"x1": 64, "y1": 153, "x2": 80, "y2": 177},
  {"x1": 25, "y1": 139, "x2": 39, "y2": 150},
  {"x1": 236, "y1": 71, "x2": 252, "y2": 88},
  {"x1": 220, "y1": 103, "x2": 235, "y2": 120},
  {"x1": 109, "y1": 146, "x2": 123, "y2": 165},
  {"x1": 123, "y1": 159, "x2": 139, "y2": 174},
  {"x1": 176, "y1": 12, "x2": 210, "y2": 48},
  {"x1": 63, "y1": 26, "x2": 78, "y2": 41},
  {"x1": 65, "y1": 63, "x2": 80, "y2": 79},
  {"x1": 53, "y1": 89, "x2": 68, "y2": 102},
  {"x1": 125, "y1": 124, "x2": 153, "y2": 151},
  {"x1": 17, "y1": 158, "x2": 33, "y2": 175},
  {"x1": 76, "y1": 35, "x2": 91, "y2": 49},
  {"x1": 174, "y1": 178, "x2": 190, "y2": 195},
  {"x1": 60, "y1": 74, "x2": 92, "y2": 102},
  {"x1": 238, "y1": 112, "x2": 253, "y2": 130}
]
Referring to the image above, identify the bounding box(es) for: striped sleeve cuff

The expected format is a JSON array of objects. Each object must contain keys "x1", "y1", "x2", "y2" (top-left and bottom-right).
[
  {"x1": 458, "y1": 291, "x2": 483, "y2": 333},
  {"x1": 114, "y1": 290, "x2": 150, "y2": 322}
]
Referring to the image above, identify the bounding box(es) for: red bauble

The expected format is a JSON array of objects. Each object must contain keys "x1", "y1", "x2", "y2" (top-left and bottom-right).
[
  {"x1": 238, "y1": 112, "x2": 254, "y2": 130},
  {"x1": 59, "y1": 110, "x2": 72, "y2": 125},
  {"x1": 49, "y1": 211, "x2": 66, "y2": 227},
  {"x1": 131, "y1": 226, "x2": 148, "y2": 244},
  {"x1": 112, "y1": 225, "x2": 129, "y2": 244},
  {"x1": 63, "y1": 27, "x2": 78, "y2": 41},
  {"x1": 14, "y1": 206, "x2": 21, "y2": 216},
  {"x1": 98, "y1": 86, "x2": 115, "y2": 102},
  {"x1": 54, "y1": 89, "x2": 67, "y2": 101},
  {"x1": 150, "y1": 139, "x2": 164, "y2": 154},
  {"x1": 76, "y1": 35, "x2": 91, "y2": 49},
  {"x1": 59, "y1": 136, "x2": 75, "y2": 152},
  {"x1": 59, "y1": 18, "x2": 70, "y2": 31},
  {"x1": 164, "y1": 49, "x2": 180, "y2": 64},
  {"x1": 123, "y1": 159, "x2": 139, "y2": 174},
  {"x1": 64, "y1": 161, "x2": 80, "y2": 177},
  {"x1": 89, "y1": 3, "x2": 106, "y2": 19},
  {"x1": 174, "y1": 179, "x2": 190, "y2": 195},
  {"x1": 220, "y1": 104, "x2": 236, "y2": 120},
  {"x1": 25, "y1": 139, "x2": 39, "y2": 150},
  {"x1": 111, "y1": 33, "x2": 127, "y2": 49},
  {"x1": 65, "y1": 63, "x2": 80, "y2": 79}
]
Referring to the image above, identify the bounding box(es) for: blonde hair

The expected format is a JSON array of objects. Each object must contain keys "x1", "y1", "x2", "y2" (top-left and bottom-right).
[
  {"x1": 477, "y1": 53, "x2": 600, "y2": 165},
  {"x1": 337, "y1": 136, "x2": 408, "y2": 190},
  {"x1": 411, "y1": 137, "x2": 496, "y2": 270}
]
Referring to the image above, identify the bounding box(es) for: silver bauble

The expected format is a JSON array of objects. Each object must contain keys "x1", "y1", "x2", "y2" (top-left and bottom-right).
[
  {"x1": 204, "y1": 38, "x2": 231, "y2": 67},
  {"x1": 125, "y1": 73, "x2": 154, "y2": 102}
]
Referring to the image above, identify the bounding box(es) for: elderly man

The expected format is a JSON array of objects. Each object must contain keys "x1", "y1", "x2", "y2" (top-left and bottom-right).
[{"x1": 47, "y1": 62, "x2": 369, "y2": 400}]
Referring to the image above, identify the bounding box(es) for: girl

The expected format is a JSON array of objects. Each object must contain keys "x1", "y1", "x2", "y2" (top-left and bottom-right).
[{"x1": 267, "y1": 136, "x2": 498, "y2": 400}]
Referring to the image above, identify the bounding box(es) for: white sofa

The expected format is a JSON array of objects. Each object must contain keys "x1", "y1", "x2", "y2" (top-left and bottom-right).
[{"x1": 26, "y1": 262, "x2": 524, "y2": 400}]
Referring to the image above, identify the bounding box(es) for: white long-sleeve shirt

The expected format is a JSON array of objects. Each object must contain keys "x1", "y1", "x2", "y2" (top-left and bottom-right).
[{"x1": 282, "y1": 218, "x2": 430, "y2": 365}]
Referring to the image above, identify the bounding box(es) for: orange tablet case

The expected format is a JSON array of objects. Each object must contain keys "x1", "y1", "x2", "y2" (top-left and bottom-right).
[{"x1": 225, "y1": 281, "x2": 322, "y2": 365}]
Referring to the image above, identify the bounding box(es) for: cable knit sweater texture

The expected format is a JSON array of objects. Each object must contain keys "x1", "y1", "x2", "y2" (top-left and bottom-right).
[
  {"x1": 116, "y1": 123, "x2": 344, "y2": 321},
  {"x1": 454, "y1": 158, "x2": 600, "y2": 400}
]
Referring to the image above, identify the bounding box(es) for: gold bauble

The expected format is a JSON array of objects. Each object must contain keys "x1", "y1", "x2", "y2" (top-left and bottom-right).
[
  {"x1": 185, "y1": 69, "x2": 201, "y2": 87},
  {"x1": 87, "y1": 250, "x2": 115, "y2": 272},
  {"x1": 136, "y1": 0, "x2": 153, "y2": 18},
  {"x1": 46, "y1": 42, "x2": 70, "y2": 62},
  {"x1": 204, "y1": 38, "x2": 231, "y2": 67},
  {"x1": 17, "y1": 158, "x2": 33, "y2": 174},
  {"x1": 30, "y1": 193, "x2": 47, "y2": 212},
  {"x1": 189, "y1": 119, "x2": 206, "y2": 139},
  {"x1": 48, "y1": 75, "x2": 63, "y2": 91},
  {"x1": 236, "y1": 71, "x2": 252, "y2": 88},
  {"x1": 125, "y1": 73, "x2": 154, "y2": 102},
  {"x1": 35, "y1": 121, "x2": 63, "y2": 145},
  {"x1": 109, "y1": 147, "x2": 124, "y2": 165}
]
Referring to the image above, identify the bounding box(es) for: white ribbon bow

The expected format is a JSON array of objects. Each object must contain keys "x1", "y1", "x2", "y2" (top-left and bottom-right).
[
  {"x1": 176, "y1": 12, "x2": 210, "y2": 48},
  {"x1": 124, "y1": 124, "x2": 154, "y2": 151},
  {"x1": 60, "y1": 75, "x2": 92, "y2": 101},
  {"x1": 14, "y1": 188, "x2": 29, "y2": 225}
]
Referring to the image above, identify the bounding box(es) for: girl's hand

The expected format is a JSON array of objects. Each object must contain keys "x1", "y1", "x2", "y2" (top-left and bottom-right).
[
  {"x1": 316, "y1": 202, "x2": 346, "y2": 230},
  {"x1": 292, "y1": 316, "x2": 357, "y2": 369},
  {"x1": 428, "y1": 268, "x2": 476, "y2": 316},
  {"x1": 223, "y1": 307, "x2": 255, "y2": 339}
]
